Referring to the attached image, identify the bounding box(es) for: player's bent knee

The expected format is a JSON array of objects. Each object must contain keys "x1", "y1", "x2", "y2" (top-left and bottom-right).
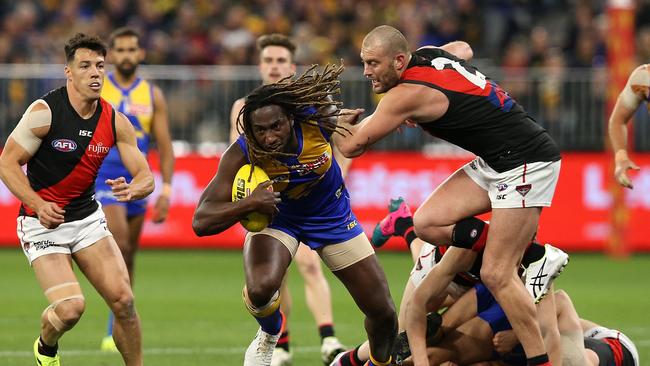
[
  {"x1": 244, "y1": 277, "x2": 282, "y2": 307},
  {"x1": 366, "y1": 299, "x2": 397, "y2": 324},
  {"x1": 479, "y1": 267, "x2": 510, "y2": 292},
  {"x1": 412, "y1": 213, "x2": 446, "y2": 243},
  {"x1": 109, "y1": 292, "x2": 136, "y2": 319},
  {"x1": 43, "y1": 296, "x2": 85, "y2": 332},
  {"x1": 243, "y1": 286, "x2": 281, "y2": 317}
]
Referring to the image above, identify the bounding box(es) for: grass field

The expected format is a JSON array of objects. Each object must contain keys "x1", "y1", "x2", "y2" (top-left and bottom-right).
[{"x1": 1, "y1": 248, "x2": 649, "y2": 366}]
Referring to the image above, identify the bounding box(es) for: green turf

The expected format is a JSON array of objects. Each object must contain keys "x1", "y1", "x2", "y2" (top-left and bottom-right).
[{"x1": 1, "y1": 249, "x2": 648, "y2": 365}]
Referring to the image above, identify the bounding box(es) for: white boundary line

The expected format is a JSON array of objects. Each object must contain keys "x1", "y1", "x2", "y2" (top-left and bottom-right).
[
  {"x1": 0, "y1": 345, "x2": 321, "y2": 357},
  {"x1": 2, "y1": 339, "x2": 650, "y2": 357}
]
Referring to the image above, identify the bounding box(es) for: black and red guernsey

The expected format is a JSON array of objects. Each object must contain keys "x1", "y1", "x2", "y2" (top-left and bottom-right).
[
  {"x1": 20, "y1": 86, "x2": 116, "y2": 222},
  {"x1": 584, "y1": 336, "x2": 635, "y2": 366},
  {"x1": 401, "y1": 48, "x2": 561, "y2": 173}
]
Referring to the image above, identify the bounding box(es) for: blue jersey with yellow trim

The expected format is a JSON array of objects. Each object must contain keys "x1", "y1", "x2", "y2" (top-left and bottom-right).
[
  {"x1": 98, "y1": 72, "x2": 154, "y2": 177},
  {"x1": 236, "y1": 121, "x2": 362, "y2": 247}
]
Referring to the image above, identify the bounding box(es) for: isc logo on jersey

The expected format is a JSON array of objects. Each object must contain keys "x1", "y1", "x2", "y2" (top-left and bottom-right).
[{"x1": 52, "y1": 139, "x2": 77, "y2": 152}]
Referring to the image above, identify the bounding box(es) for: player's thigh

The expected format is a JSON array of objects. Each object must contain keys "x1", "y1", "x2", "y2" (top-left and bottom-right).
[
  {"x1": 293, "y1": 243, "x2": 324, "y2": 279},
  {"x1": 482, "y1": 207, "x2": 541, "y2": 271},
  {"x1": 323, "y1": 235, "x2": 393, "y2": 315},
  {"x1": 73, "y1": 236, "x2": 131, "y2": 301},
  {"x1": 32, "y1": 253, "x2": 80, "y2": 296},
  {"x1": 243, "y1": 229, "x2": 295, "y2": 286},
  {"x1": 102, "y1": 204, "x2": 129, "y2": 250},
  {"x1": 414, "y1": 166, "x2": 491, "y2": 228}
]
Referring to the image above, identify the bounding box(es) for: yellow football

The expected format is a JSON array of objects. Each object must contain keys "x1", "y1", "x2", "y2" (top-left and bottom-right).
[{"x1": 232, "y1": 164, "x2": 272, "y2": 232}]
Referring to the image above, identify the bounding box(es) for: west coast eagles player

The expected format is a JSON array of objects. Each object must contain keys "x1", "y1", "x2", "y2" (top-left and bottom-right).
[
  {"x1": 193, "y1": 64, "x2": 398, "y2": 366},
  {"x1": 96, "y1": 27, "x2": 174, "y2": 352}
]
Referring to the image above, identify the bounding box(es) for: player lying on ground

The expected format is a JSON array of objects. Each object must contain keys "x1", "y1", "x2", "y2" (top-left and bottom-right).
[{"x1": 331, "y1": 198, "x2": 568, "y2": 366}]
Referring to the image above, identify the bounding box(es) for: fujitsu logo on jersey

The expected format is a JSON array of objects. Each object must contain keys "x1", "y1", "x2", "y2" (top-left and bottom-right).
[
  {"x1": 87, "y1": 142, "x2": 110, "y2": 157},
  {"x1": 52, "y1": 139, "x2": 77, "y2": 152}
]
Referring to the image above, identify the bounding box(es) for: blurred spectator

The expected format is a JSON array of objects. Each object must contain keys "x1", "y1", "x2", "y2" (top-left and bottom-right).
[
  {"x1": 0, "y1": 0, "x2": 625, "y2": 151},
  {"x1": 0, "y1": 0, "x2": 619, "y2": 67}
]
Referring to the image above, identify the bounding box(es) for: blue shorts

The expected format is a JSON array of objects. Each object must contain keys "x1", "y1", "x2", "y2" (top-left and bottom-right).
[
  {"x1": 268, "y1": 210, "x2": 364, "y2": 249},
  {"x1": 475, "y1": 284, "x2": 526, "y2": 366},
  {"x1": 95, "y1": 175, "x2": 147, "y2": 217}
]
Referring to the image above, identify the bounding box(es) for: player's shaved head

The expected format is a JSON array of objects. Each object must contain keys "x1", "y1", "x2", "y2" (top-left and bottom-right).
[{"x1": 363, "y1": 25, "x2": 409, "y2": 56}]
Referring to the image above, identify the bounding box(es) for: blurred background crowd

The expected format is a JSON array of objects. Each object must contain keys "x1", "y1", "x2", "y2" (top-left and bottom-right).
[
  {"x1": 4, "y1": 0, "x2": 650, "y2": 68},
  {"x1": 1, "y1": 0, "x2": 650, "y2": 151}
]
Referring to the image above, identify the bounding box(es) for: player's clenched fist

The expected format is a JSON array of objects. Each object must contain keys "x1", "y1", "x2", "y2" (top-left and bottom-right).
[{"x1": 36, "y1": 201, "x2": 65, "y2": 229}]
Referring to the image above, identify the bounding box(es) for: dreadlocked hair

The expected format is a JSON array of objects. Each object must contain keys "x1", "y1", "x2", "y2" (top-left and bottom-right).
[{"x1": 237, "y1": 63, "x2": 350, "y2": 166}]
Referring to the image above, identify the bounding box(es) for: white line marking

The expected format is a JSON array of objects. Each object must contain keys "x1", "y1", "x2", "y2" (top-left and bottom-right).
[{"x1": 0, "y1": 345, "x2": 321, "y2": 357}]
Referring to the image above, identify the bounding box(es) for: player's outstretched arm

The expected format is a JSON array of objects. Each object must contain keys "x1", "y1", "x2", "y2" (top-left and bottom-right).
[
  {"x1": 113, "y1": 112, "x2": 154, "y2": 201},
  {"x1": 609, "y1": 65, "x2": 646, "y2": 188},
  {"x1": 192, "y1": 143, "x2": 280, "y2": 236},
  {"x1": 334, "y1": 84, "x2": 446, "y2": 158},
  {"x1": 151, "y1": 85, "x2": 175, "y2": 222},
  {"x1": 333, "y1": 89, "x2": 414, "y2": 158}
]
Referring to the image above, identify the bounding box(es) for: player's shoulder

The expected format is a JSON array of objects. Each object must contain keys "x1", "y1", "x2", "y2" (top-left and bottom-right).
[
  {"x1": 30, "y1": 99, "x2": 50, "y2": 112},
  {"x1": 413, "y1": 46, "x2": 451, "y2": 59},
  {"x1": 232, "y1": 97, "x2": 245, "y2": 111},
  {"x1": 630, "y1": 64, "x2": 650, "y2": 78}
]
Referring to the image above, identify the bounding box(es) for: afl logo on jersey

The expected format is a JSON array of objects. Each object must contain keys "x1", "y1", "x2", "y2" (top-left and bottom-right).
[{"x1": 52, "y1": 139, "x2": 77, "y2": 152}]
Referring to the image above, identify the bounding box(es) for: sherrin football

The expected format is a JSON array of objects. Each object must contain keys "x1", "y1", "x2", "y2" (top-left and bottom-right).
[{"x1": 231, "y1": 164, "x2": 272, "y2": 232}]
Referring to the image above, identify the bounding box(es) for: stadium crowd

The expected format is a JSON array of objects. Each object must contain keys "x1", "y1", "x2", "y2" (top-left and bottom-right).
[
  {"x1": 2, "y1": 0, "x2": 650, "y2": 151},
  {"x1": 1, "y1": 0, "x2": 649, "y2": 68}
]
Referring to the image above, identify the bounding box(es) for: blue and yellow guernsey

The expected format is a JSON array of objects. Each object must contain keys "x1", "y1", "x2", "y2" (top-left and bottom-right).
[
  {"x1": 97, "y1": 72, "x2": 154, "y2": 178},
  {"x1": 236, "y1": 121, "x2": 363, "y2": 248}
]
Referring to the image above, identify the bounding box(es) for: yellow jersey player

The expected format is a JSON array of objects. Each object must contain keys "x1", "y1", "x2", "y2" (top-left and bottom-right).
[
  {"x1": 229, "y1": 34, "x2": 347, "y2": 365},
  {"x1": 96, "y1": 27, "x2": 174, "y2": 351}
]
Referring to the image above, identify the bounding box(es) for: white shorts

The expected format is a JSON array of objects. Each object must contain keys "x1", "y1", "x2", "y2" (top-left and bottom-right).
[
  {"x1": 17, "y1": 206, "x2": 113, "y2": 264},
  {"x1": 584, "y1": 326, "x2": 640, "y2": 366},
  {"x1": 409, "y1": 243, "x2": 469, "y2": 299},
  {"x1": 462, "y1": 157, "x2": 561, "y2": 208}
]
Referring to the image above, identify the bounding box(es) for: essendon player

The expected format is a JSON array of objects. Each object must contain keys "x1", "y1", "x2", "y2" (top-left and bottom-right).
[
  {"x1": 333, "y1": 26, "x2": 564, "y2": 366},
  {"x1": 0, "y1": 33, "x2": 153, "y2": 366}
]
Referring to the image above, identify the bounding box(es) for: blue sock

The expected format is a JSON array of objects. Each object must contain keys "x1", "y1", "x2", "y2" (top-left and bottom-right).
[
  {"x1": 106, "y1": 312, "x2": 114, "y2": 336},
  {"x1": 255, "y1": 308, "x2": 282, "y2": 335}
]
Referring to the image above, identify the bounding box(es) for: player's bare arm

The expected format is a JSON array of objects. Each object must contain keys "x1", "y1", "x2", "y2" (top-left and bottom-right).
[
  {"x1": 609, "y1": 64, "x2": 647, "y2": 188},
  {"x1": 405, "y1": 247, "x2": 476, "y2": 366},
  {"x1": 334, "y1": 84, "x2": 447, "y2": 158},
  {"x1": 192, "y1": 143, "x2": 280, "y2": 236},
  {"x1": 111, "y1": 111, "x2": 154, "y2": 201},
  {"x1": 150, "y1": 85, "x2": 175, "y2": 222},
  {"x1": 417, "y1": 40, "x2": 473, "y2": 61},
  {"x1": 229, "y1": 97, "x2": 245, "y2": 144},
  {"x1": 0, "y1": 101, "x2": 66, "y2": 229}
]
